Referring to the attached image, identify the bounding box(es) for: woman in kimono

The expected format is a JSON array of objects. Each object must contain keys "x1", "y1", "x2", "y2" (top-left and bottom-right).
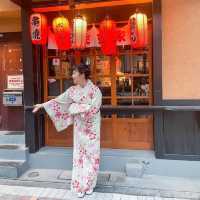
[{"x1": 33, "y1": 64, "x2": 102, "y2": 198}]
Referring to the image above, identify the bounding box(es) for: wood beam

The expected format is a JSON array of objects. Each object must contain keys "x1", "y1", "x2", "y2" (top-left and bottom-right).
[
  {"x1": 33, "y1": 0, "x2": 152, "y2": 12},
  {"x1": 21, "y1": 7, "x2": 44, "y2": 153},
  {"x1": 11, "y1": 0, "x2": 32, "y2": 9}
]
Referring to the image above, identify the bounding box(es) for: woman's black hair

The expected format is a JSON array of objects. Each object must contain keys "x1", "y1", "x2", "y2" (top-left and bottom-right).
[{"x1": 73, "y1": 63, "x2": 91, "y2": 79}]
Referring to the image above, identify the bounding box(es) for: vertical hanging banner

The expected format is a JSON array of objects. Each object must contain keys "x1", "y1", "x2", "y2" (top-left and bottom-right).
[
  {"x1": 72, "y1": 15, "x2": 87, "y2": 49},
  {"x1": 129, "y1": 12, "x2": 148, "y2": 49},
  {"x1": 30, "y1": 13, "x2": 48, "y2": 45}
]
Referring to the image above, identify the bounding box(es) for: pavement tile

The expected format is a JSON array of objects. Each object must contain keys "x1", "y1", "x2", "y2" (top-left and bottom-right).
[{"x1": 0, "y1": 185, "x2": 190, "y2": 200}]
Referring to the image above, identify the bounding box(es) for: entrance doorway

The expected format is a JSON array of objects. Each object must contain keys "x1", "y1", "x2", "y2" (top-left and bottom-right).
[
  {"x1": 0, "y1": 41, "x2": 24, "y2": 131},
  {"x1": 43, "y1": 2, "x2": 153, "y2": 149}
]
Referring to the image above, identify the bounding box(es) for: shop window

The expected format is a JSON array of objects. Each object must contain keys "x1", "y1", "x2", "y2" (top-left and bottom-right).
[{"x1": 48, "y1": 79, "x2": 60, "y2": 96}]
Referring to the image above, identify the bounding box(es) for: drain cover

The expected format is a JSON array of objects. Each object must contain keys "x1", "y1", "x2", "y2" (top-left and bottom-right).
[{"x1": 28, "y1": 171, "x2": 40, "y2": 177}]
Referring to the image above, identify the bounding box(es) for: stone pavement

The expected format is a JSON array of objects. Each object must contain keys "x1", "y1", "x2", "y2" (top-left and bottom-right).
[
  {"x1": 0, "y1": 169, "x2": 199, "y2": 199},
  {"x1": 0, "y1": 185, "x2": 187, "y2": 200}
]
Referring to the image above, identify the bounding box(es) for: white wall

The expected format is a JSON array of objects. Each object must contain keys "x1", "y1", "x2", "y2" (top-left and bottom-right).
[
  {"x1": 162, "y1": 0, "x2": 200, "y2": 99},
  {"x1": 0, "y1": 0, "x2": 21, "y2": 33}
]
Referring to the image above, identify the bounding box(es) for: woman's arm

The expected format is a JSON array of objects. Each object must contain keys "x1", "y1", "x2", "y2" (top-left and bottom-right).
[
  {"x1": 32, "y1": 88, "x2": 73, "y2": 114},
  {"x1": 68, "y1": 87, "x2": 102, "y2": 119},
  {"x1": 32, "y1": 104, "x2": 43, "y2": 113},
  {"x1": 33, "y1": 88, "x2": 74, "y2": 132}
]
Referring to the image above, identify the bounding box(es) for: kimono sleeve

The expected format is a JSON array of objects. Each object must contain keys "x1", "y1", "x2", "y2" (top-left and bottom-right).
[
  {"x1": 42, "y1": 89, "x2": 73, "y2": 132},
  {"x1": 68, "y1": 87, "x2": 102, "y2": 119}
]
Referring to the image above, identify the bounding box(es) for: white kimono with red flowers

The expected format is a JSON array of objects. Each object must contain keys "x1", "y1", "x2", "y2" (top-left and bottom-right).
[{"x1": 42, "y1": 80, "x2": 102, "y2": 193}]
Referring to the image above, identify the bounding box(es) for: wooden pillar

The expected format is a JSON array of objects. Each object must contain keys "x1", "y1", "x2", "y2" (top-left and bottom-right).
[
  {"x1": 21, "y1": 8, "x2": 44, "y2": 153},
  {"x1": 153, "y1": 0, "x2": 163, "y2": 158}
]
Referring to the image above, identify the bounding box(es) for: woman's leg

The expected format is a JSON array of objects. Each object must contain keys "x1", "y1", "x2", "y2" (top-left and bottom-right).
[{"x1": 70, "y1": 120, "x2": 85, "y2": 194}]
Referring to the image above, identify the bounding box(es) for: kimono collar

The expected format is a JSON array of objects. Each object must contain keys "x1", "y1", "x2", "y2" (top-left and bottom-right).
[{"x1": 78, "y1": 79, "x2": 92, "y2": 89}]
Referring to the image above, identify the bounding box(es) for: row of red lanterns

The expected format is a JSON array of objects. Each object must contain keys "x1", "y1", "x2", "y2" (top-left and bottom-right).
[{"x1": 30, "y1": 12, "x2": 148, "y2": 55}]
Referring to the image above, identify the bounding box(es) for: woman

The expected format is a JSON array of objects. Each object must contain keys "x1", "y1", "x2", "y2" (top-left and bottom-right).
[{"x1": 33, "y1": 64, "x2": 102, "y2": 198}]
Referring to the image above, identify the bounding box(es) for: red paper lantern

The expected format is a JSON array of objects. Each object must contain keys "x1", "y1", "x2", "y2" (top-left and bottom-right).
[
  {"x1": 98, "y1": 18, "x2": 118, "y2": 56},
  {"x1": 129, "y1": 12, "x2": 148, "y2": 49},
  {"x1": 72, "y1": 15, "x2": 87, "y2": 49},
  {"x1": 30, "y1": 13, "x2": 48, "y2": 45},
  {"x1": 52, "y1": 17, "x2": 71, "y2": 50},
  {"x1": 117, "y1": 25, "x2": 131, "y2": 46}
]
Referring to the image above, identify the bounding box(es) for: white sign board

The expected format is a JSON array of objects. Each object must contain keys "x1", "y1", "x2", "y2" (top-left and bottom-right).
[
  {"x1": 7, "y1": 75, "x2": 24, "y2": 89},
  {"x1": 3, "y1": 91, "x2": 23, "y2": 106}
]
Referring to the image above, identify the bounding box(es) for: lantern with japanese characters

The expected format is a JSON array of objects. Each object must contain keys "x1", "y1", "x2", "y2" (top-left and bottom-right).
[
  {"x1": 98, "y1": 18, "x2": 118, "y2": 56},
  {"x1": 129, "y1": 12, "x2": 148, "y2": 49},
  {"x1": 72, "y1": 15, "x2": 87, "y2": 49},
  {"x1": 30, "y1": 13, "x2": 48, "y2": 45},
  {"x1": 52, "y1": 16, "x2": 71, "y2": 50}
]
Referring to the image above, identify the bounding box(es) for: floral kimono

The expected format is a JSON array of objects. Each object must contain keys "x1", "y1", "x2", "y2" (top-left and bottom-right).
[{"x1": 43, "y1": 80, "x2": 102, "y2": 193}]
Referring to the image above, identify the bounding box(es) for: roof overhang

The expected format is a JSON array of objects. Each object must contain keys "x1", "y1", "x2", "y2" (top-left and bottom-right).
[{"x1": 11, "y1": 0, "x2": 152, "y2": 11}]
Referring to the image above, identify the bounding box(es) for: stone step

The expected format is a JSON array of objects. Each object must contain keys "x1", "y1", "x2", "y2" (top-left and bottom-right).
[
  {"x1": 29, "y1": 147, "x2": 154, "y2": 171},
  {"x1": 0, "y1": 159, "x2": 29, "y2": 178},
  {"x1": 0, "y1": 131, "x2": 25, "y2": 145},
  {"x1": 20, "y1": 168, "x2": 126, "y2": 186},
  {"x1": 0, "y1": 144, "x2": 28, "y2": 160}
]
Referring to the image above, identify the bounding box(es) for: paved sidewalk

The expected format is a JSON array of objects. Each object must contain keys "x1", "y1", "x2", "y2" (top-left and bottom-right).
[
  {"x1": 0, "y1": 169, "x2": 199, "y2": 199},
  {"x1": 0, "y1": 185, "x2": 187, "y2": 200}
]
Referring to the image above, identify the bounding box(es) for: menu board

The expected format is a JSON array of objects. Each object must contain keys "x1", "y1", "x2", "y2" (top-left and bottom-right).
[{"x1": 7, "y1": 75, "x2": 24, "y2": 89}]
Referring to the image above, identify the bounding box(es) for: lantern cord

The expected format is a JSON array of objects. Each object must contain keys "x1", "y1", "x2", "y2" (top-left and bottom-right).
[
  {"x1": 68, "y1": 0, "x2": 75, "y2": 10},
  {"x1": 57, "y1": 0, "x2": 64, "y2": 17},
  {"x1": 135, "y1": 8, "x2": 139, "y2": 13}
]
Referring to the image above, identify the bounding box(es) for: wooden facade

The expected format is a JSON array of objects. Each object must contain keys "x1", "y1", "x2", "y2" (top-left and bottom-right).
[
  {"x1": 41, "y1": 2, "x2": 153, "y2": 149},
  {"x1": 0, "y1": 33, "x2": 24, "y2": 131},
  {"x1": 9, "y1": 0, "x2": 200, "y2": 161}
]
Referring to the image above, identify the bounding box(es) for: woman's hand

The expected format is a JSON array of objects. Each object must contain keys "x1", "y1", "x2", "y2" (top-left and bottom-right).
[{"x1": 32, "y1": 104, "x2": 43, "y2": 113}]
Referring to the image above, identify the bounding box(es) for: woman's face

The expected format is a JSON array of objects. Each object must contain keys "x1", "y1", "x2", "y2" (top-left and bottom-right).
[{"x1": 72, "y1": 69, "x2": 84, "y2": 85}]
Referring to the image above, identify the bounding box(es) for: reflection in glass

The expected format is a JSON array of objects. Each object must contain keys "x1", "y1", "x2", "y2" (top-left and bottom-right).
[
  {"x1": 102, "y1": 114, "x2": 112, "y2": 118},
  {"x1": 117, "y1": 98, "x2": 132, "y2": 106},
  {"x1": 117, "y1": 113, "x2": 132, "y2": 118},
  {"x1": 134, "y1": 114, "x2": 152, "y2": 118},
  {"x1": 61, "y1": 61, "x2": 71, "y2": 78},
  {"x1": 117, "y1": 55, "x2": 131, "y2": 74},
  {"x1": 133, "y1": 77, "x2": 149, "y2": 96},
  {"x1": 102, "y1": 98, "x2": 111, "y2": 105},
  {"x1": 63, "y1": 79, "x2": 73, "y2": 91},
  {"x1": 117, "y1": 113, "x2": 151, "y2": 118},
  {"x1": 48, "y1": 58, "x2": 60, "y2": 77},
  {"x1": 81, "y1": 56, "x2": 91, "y2": 66},
  {"x1": 133, "y1": 99, "x2": 149, "y2": 105},
  {"x1": 117, "y1": 53, "x2": 148, "y2": 74},
  {"x1": 133, "y1": 55, "x2": 144, "y2": 73},
  {"x1": 117, "y1": 98, "x2": 132, "y2": 118},
  {"x1": 96, "y1": 55, "x2": 110, "y2": 76},
  {"x1": 96, "y1": 77, "x2": 111, "y2": 96},
  {"x1": 101, "y1": 99, "x2": 111, "y2": 118},
  {"x1": 48, "y1": 79, "x2": 60, "y2": 96},
  {"x1": 116, "y1": 77, "x2": 132, "y2": 96}
]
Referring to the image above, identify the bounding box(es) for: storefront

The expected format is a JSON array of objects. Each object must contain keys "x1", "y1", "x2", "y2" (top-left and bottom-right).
[
  {"x1": 0, "y1": 2, "x2": 24, "y2": 131},
  {"x1": 12, "y1": 0, "x2": 200, "y2": 161}
]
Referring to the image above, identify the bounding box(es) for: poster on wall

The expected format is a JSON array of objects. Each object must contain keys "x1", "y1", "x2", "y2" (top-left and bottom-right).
[{"x1": 7, "y1": 75, "x2": 24, "y2": 89}]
